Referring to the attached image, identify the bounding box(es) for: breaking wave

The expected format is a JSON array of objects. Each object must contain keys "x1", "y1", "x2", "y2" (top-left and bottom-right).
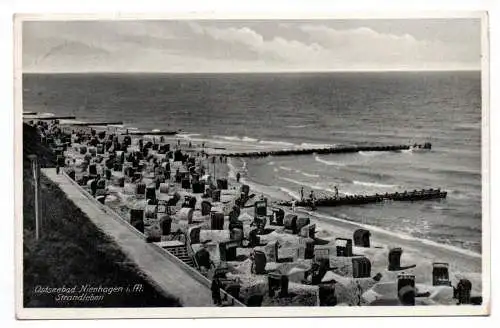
[
  {"x1": 278, "y1": 176, "x2": 340, "y2": 195},
  {"x1": 359, "y1": 151, "x2": 391, "y2": 157},
  {"x1": 300, "y1": 143, "x2": 334, "y2": 148},
  {"x1": 279, "y1": 187, "x2": 302, "y2": 200},
  {"x1": 177, "y1": 133, "x2": 202, "y2": 139},
  {"x1": 215, "y1": 135, "x2": 258, "y2": 143},
  {"x1": 353, "y1": 180, "x2": 397, "y2": 188},
  {"x1": 258, "y1": 140, "x2": 296, "y2": 147},
  {"x1": 314, "y1": 155, "x2": 346, "y2": 167},
  {"x1": 298, "y1": 171, "x2": 320, "y2": 178}
]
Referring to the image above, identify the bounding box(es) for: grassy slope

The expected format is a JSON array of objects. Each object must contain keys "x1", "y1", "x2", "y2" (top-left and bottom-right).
[{"x1": 23, "y1": 124, "x2": 181, "y2": 307}]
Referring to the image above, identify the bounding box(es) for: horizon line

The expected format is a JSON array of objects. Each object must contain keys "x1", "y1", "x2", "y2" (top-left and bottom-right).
[{"x1": 22, "y1": 68, "x2": 481, "y2": 75}]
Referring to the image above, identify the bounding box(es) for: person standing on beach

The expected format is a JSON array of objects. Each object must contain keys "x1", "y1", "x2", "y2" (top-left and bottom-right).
[
  {"x1": 300, "y1": 187, "x2": 304, "y2": 201},
  {"x1": 211, "y1": 277, "x2": 222, "y2": 306},
  {"x1": 309, "y1": 190, "x2": 316, "y2": 210},
  {"x1": 236, "y1": 172, "x2": 241, "y2": 182},
  {"x1": 356, "y1": 281, "x2": 362, "y2": 306},
  {"x1": 334, "y1": 186, "x2": 339, "y2": 199}
]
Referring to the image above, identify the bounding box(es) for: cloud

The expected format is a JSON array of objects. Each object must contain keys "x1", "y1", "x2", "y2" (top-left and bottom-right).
[
  {"x1": 297, "y1": 24, "x2": 479, "y2": 69},
  {"x1": 22, "y1": 20, "x2": 481, "y2": 73},
  {"x1": 188, "y1": 22, "x2": 326, "y2": 65},
  {"x1": 185, "y1": 22, "x2": 479, "y2": 71}
]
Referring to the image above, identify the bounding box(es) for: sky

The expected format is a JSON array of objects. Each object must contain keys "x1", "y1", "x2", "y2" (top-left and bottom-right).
[{"x1": 22, "y1": 19, "x2": 482, "y2": 73}]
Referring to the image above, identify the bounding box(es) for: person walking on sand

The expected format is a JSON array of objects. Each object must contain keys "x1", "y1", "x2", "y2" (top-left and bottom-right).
[
  {"x1": 334, "y1": 186, "x2": 339, "y2": 199},
  {"x1": 300, "y1": 187, "x2": 304, "y2": 201}
]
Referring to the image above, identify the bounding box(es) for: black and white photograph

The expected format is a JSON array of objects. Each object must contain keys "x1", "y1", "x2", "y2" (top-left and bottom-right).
[{"x1": 15, "y1": 12, "x2": 489, "y2": 318}]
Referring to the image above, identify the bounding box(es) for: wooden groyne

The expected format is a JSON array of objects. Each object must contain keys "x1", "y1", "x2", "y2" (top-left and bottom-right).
[
  {"x1": 23, "y1": 115, "x2": 77, "y2": 120},
  {"x1": 127, "y1": 130, "x2": 178, "y2": 136},
  {"x1": 68, "y1": 121, "x2": 124, "y2": 126},
  {"x1": 277, "y1": 188, "x2": 446, "y2": 207},
  {"x1": 223, "y1": 143, "x2": 431, "y2": 158}
]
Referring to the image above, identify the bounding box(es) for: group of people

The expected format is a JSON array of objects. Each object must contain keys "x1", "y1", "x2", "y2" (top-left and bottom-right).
[{"x1": 291, "y1": 185, "x2": 339, "y2": 212}]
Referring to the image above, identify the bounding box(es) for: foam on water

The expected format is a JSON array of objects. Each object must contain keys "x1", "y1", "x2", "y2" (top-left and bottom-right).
[
  {"x1": 214, "y1": 135, "x2": 241, "y2": 141},
  {"x1": 279, "y1": 187, "x2": 302, "y2": 200},
  {"x1": 359, "y1": 151, "x2": 391, "y2": 157},
  {"x1": 278, "y1": 176, "x2": 338, "y2": 194},
  {"x1": 300, "y1": 143, "x2": 334, "y2": 148},
  {"x1": 258, "y1": 140, "x2": 296, "y2": 147},
  {"x1": 353, "y1": 180, "x2": 397, "y2": 188},
  {"x1": 215, "y1": 135, "x2": 258, "y2": 143},
  {"x1": 177, "y1": 133, "x2": 202, "y2": 139},
  {"x1": 242, "y1": 136, "x2": 259, "y2": 143},
  {"x1": 280, "y1": 166, "x2": 321, "y2": 179},
  {"x1": 297, "y1": 170, "x2": 320, "y2": 178},
  {"x1": 314, "y1": 155, "x2": 346, "y2": 167}
]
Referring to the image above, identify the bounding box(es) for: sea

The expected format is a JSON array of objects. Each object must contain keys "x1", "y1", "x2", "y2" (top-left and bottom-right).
[{"x1": 22, "y1": 71, "x2": 483, "y2": 254}]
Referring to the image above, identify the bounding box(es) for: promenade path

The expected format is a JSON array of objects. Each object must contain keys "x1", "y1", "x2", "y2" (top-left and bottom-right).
[{"x1": 42, "y1": 168, "x2": 215, "y2": 307}]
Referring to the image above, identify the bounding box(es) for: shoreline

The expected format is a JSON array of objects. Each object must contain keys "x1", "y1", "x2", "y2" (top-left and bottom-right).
[
  {"x1": 226, "y1": 159, "x2": 482, "y2": 295},
  {"x1": 230, "y1": 156, "x2": 481, "y2": 257}
]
